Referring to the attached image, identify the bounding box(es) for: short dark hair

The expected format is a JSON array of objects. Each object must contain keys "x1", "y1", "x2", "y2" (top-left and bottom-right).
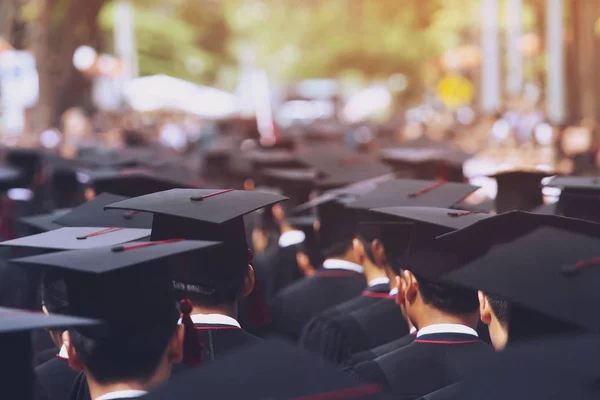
[
  {"x1": 486, "y1": 293, "x2": 509, "y2": 327},
  {"x1": 174, "y1": 255, "x2": 248, "y2": 308},
  {"x1": 41, "y1": 271, "x2": 69, "y2": 315},
  {"x1": 507, "y1": 304, "x2": 581, "y2": 345},
  {"x1": 416, "y1": 274, "x2": 479, "y2": 315},
  {"x1": 322, "y1": 237, "x2": 354, "y2": 259},
  {"x1": 69, "y1": 323, "x2": 178, "y2": 384}
]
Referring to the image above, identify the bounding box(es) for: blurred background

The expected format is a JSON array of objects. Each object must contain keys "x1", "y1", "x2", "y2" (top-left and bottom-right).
[{"x1": 0, "y1": 0, "x2": 599, "y2": 200}]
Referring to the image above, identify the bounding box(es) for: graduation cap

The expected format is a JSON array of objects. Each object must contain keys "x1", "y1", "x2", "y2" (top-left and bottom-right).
[
  {"x1": 295, "y1": 145, "x2": 393, "y2": 189},
  {"x1": 75, "y1": 148, "x2": 153, "y2": 169},
  {"x1": 442, "y1": 226, "x2": 600, "y2": 331},
  {"x1": 379, "y1": 148, "x2": 469, "y2": 182},
  {"x1": 347, "y1": 179, "x2": 479, "y2": 210},
  {"x1": 0, "y1": 227, "x2": 151, "y2": 251},
  {"x1": 0, "y1": 165, "x2": 24, "y2": 192},
  {"x1": 369, "y1": 207, "x2": 491, "y2": 280},
  {"x1": 4, "y1": 149, "x2": 43, "y2": 187},
  {"x1": 490, "y1": 170, "x2": 551, "y2": 213},
  {"x1": 245, "y1": 148, "x2": 303, "y2": 170},
  {"x1": 293, "y1": 174, "x2": 395, "y2": 214},
  {"x1": 12, "y1": 240, "x2": 218, "y2": 339},
  {"x1": 260, "y1": 168, "x2": 317, "y2": 208},
  {"x1": 78, "y1": 168, "x2": 198, "y2": 197},
  {"x1": 457, "y1": 334, "x2": 600, "y2": 400},
  {"x1": 0, "y1": 306, "x2": 98, "y2": 334},
  {"x1": 105, "y1": 189, "x2": 288, "y2": 328},
  {"x1": 436, "y1": 210, "x2": 600, "y2": 262},
  {"x1": 547, "y1": 176, "x2": 600, "y2": 222},
  {"x1": 142, "y1": 339, "x2": 387, "y2": 400},
  {"x1": 53, "y1": 193, "x2": 153, "y2": 229},
  {"x1": 19, "y1": 209, "x2": 70, "y2": 233}
]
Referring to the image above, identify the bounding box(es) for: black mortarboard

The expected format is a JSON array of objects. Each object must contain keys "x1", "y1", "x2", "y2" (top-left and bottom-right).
[
  {"x1": 105, "y1": 189, "x2": 288, "y2": 327},
  {"x1": 260, "y1": 168, "x2": 317, "y2": 208},
  {"x1": 436, "y1": 211, "x2": 600, "y2": 262},
  {"x1": 442, "y1": 226, "x2": 600, "y2": 331},
  {"x1": 348, "y1": 179, "x2": 479, "y2": 210},
  {"x1": 12, "y1": 240, "x2": 217, "y2": 336},
  {"x1": 142, "y1": 339, "x2": 387, "y2": 400},
  {"x1": 379, "y1": 147, "x2": 469, "y2": 182},
  {"x1": 531, "y1": 202, "x2": 557, "y2": 215},
  {"x1": 0, "y1": 227, "x2": 151, "y2": 250},
  {"x1": 0, "y1": 306, "x2": 98, "y2": 334},
  {"x1": 490, "y1": 170, "x2": 551, "y2": 213},
  {"x1": 372, "y1": 207, "x2": 491, "y2": 232},
  {"x1": 5, "y1": 149, "x2": 43, "y2": 187},
  {"x1": 296, "y1": 145, "x2": 393, "y2": 189},
  {"x1": 370, "y1": 207, "x2": 490, "y2": 280},
  {"x1": 547, "y1": 176, "x2": 600, "y2": 222},
  {"x1": 54, "y1": 193, "x2": 153, "y2": 229},
  {"x1": 457, "y1": 334, "x2": 600, "y2": 400},
  {"x1": 0, "y1": 165, "x2": 24, "y2": 191},
  {"x1": 19, "y1": 209, "x2": 70, "y2": 233},
  {"x1": 79, "y1": 168, "x2": 197, "y2": 197},
  {"x1": 293, "y1": 174, "x2": 395, "y2": 214},
  {"x1": 245, "y1": 148, "x2": 303, "y2": 170},
  {"x1": 75, "y1": 148, "x2": 154, "y2": 169}
]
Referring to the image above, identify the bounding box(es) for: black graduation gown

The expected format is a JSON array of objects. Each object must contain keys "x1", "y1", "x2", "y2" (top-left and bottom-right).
[
  {"x1": 299, "y1": 283, "x2": 391, "y2": 353},
  {"x1": 344, "y1": 332, "x2": 417, "y2": 368},
  {"x1": 269, "y1": 268, "x2": 366, "y2": 342},
  {"x1": 301, "y1": 297, "x2": 409, "y2": 364},
  {"x1": 254, "y1": 240, "x2": 303, "y2": 301},
  {"x1": 352, "y1": 332, "x2": 491, "y2": 399},
  {"x1": 171, "y1": 322, "x2": 258, "y2": 375},
  {"x1": 35, "y1": 356, "x2": 78, "y2": 400},
  {"x1": 194, "y1": 322, "x2": 258, "y2": 362},
  {"x1": 418, "y1": 383, "x2": 462, "y2": 400}
]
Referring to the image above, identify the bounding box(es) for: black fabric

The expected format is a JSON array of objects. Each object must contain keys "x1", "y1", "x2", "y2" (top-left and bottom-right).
[
  {"x1": 35, "y1": 356, "x2": 79, "y2": 400},
  {"x1": 345, "y1": 333, "x2": 416, "y2": 367},
  {"x1": 34, "y1": 346, "x2": 57, "y2": 367},
  {"x1": 299, "y1": 283, "x2": 391, "y2": 353},
  {"x1": 301, "y1": 298, "x2": 409, "y2": 365},
  {"x1": 269, "y1": 269, "x2": 366, "y2": 342},
  {"x1": 253, "y1": 241, "x2": 304, "y2": 301},
  {"x1": 352, "y1": 332, "x2": 491, "y2": 399}
]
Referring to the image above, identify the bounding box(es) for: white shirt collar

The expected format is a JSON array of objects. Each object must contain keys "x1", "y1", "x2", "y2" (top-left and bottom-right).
[
  {"x1": 410, "y1": 326, "x2": 417, "y2": 334},
  {"x1": 368, "y1": 277, "x2": 390, "y2": 288},
  {"x1": 416, "y1": 324, "x2": 478, "y2": 338},
  {"x1": 278, "y1": 230, "x2": 306, "y2": 248},
  {"x1": 389, "y1": 287, "x2": 399, "y2": 296},
  {"x1": 57, "y1": 344, "x2": 68, "y2": 359},
  {"x1": 322, "y1": 259, "x2": 364, "y2": 274},
  {"x1": 177, "y1": 313, "x2": 241, "y2": 328},
  {"x1": 95, "y1": 390, "x2": 148, "y2": 400}
]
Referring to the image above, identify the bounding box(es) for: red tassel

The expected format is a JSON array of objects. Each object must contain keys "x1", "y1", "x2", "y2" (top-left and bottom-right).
[
  {"x1": 247, "y1": 249, "x2": 272, "y2": 326},
  {"x1": 179, "y1": 299, "x2": 203, "y2": 367}
]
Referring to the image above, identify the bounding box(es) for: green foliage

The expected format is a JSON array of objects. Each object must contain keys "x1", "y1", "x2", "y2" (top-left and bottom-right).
[{"x1": 99, "y1": 0, "x2": 232, "y2": 84}]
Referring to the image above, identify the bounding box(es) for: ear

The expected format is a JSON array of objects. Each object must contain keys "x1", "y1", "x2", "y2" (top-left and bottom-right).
[
  {"x1": 296, "y1": 252, "x2": 316, "y2": 277},
  {"x1": 65, "y1": 332, "x2": 84, "y2": 372},
  {"x1": 272, "y1": 204, "x2": 286, "y2": 223},
  {"x1": 403, "y1": 270, "x2": 418, "y2": 305},
  {"x1": 240, "y1": 264, "x2": 256, "y2": 297},
  {"x1": 351, "y1": 238, "x2": 366, "y2": 264},
  {"x1": 479, "y1": 291, "x2": 492, "y2": 325},
  {"x1": 167, "y1": 325, "x2": 184, "y2": 365},
  {"x1": 41, "y1": 305, "x2": 50, "y2": 316},
  {"x1": 394, "y1": 275, "x2": 404, "y2": 305},
  {"x1": 371, "y1": 239, "x2": 387, "y2": 267}
]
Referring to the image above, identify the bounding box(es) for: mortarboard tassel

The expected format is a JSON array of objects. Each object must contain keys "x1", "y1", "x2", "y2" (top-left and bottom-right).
[
  {"x1": 180, "y1": 298, "x2": 204, "y2": 367},
  {"x1": 247, "y1": 248, "x2": 272, "y2": 326}
]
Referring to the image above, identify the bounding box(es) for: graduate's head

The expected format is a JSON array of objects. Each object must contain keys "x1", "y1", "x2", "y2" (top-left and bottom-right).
[
  {"x1": 402, "y1": 271, "x2": 479, "y2": 325},
  {"x1": 172, "y1": 244, "x2": 256, "y2": 309},
  {"x1": 478, "y1": 292, "x2": 510, "y2": 350},
  {"x1": 40, "y1": 271, "x2": 70, "y2": 348},
  {"x1": 400, "y1": 248, "x2": 479, "y2": 329},
  {"x1": 12, "y1": 241, "x2": 215, "y2": 388}
]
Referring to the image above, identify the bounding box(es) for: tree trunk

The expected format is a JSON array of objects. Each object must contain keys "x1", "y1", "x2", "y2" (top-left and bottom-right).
[{"x1": 33, "y1": 0, "x2": 106, "y2": 131}]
